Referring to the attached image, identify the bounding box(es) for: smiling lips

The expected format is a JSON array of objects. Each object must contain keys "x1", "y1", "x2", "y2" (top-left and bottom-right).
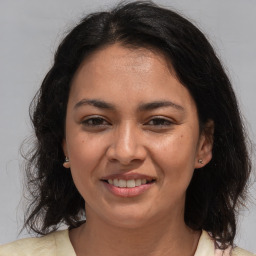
[
  {"x1": 101, "y1": 174, "x2": 156, "y2": 197},
  {"x1": 108, "y1": 178, "x2": 151, "y2": 187}
]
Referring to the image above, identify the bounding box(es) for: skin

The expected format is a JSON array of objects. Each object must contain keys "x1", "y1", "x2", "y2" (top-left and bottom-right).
[{"x1": 63, "y1": 44, "x2": 213, "y2": 256}]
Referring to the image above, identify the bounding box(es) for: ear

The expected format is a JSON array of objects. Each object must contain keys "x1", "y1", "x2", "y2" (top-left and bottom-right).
[
  {"x1": 62, "y1": 139, "x2": 68, "y2": 157},
  {"x1": 62, "y1": 139, "x2": 70, "y2": 169},
  {"x1": 194, "y1": 120, "x2": 214, "y2": 169}
]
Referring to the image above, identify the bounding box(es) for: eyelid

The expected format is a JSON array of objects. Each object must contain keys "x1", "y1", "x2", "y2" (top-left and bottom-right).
[
  {"x1": 81, "y1": 115, "x2": 111, "y2": 126},
  {"x1": 144, "y1": 116, "x2": 175, "y2": 126}
]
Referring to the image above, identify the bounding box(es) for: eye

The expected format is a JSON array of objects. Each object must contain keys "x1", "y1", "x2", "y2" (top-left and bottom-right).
[
  {"x1": 81, "y1": 116, "x2": 110, "y2": 127},
  {"x1": 145, "y1": 117, "x2": 173, "y2": 127}
]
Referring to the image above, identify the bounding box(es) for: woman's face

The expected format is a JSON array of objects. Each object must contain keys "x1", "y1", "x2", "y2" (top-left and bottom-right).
[{"x1": 63, "y1": 44, "x2": 212, "y2": 228}]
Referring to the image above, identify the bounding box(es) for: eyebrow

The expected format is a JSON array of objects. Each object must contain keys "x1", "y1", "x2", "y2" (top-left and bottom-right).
[
  {"x1": 138, "y1": 101, "x2": 184, "y2": 111},
  {"x1": 74, "y1": 98, "x2": 184, "y2": 112},
  {"x1": 74, "y1": 99, "x2": 115, "y2": 110}
]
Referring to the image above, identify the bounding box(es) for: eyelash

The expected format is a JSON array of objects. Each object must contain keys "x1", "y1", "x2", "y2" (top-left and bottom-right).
[
  {"x1": 145, "y1": 117, "x2": 173, "y2": 127},
  {"x1": 81, "y1": 116, "x2": 174, "y2": 129},
  {"x1": 81, "y1": 117, "x2": 110, "y2": 127}
]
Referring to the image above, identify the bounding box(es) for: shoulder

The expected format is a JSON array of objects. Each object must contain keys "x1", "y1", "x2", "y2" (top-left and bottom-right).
[
  {"x1": 196, "y1": 230, "x2": 255, "y2": 256},
  {"x1": 232, "y1": 247, "x2": 255, "y2": 256},
  {"x1": 0, "y1": 229, "x2": 73, "y2": 256},
  {"x1": 215, "y1": 244, "x2": 254, "y2": 256}
]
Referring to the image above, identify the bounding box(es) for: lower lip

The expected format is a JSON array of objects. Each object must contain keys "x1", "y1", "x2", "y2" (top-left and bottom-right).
[{"x1": 103, "y1": 182, "x2": 154, "y2": 197}]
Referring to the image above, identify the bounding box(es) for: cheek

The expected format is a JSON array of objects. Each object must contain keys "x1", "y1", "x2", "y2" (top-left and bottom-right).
[
  {"x1": 151, "y1": 132, "x2": 198, "y2": 183},
  {"x1": 67, "y1": 132, "x2": 107, "y2": 181},
  {"x1": 67, "y1": 133, "x2": 108, "y2": 201}
]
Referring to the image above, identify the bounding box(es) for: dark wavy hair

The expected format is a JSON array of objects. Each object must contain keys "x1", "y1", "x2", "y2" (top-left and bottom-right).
[{"x1": 23, "y1": 1, "x2": 251, "y2": 249}]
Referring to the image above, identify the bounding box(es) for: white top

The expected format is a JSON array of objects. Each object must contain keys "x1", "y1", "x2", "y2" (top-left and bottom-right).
[{"x1": 0, "y1": 229, "x2": 254, "y2": 256}]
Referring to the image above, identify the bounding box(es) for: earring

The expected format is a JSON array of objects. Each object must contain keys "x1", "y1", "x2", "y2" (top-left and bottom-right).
[
  {"x1": 63, "y1": 156, "x2": 70, "y2": 168},
  {"x1": 198, "y1": 159, "x2": 203, "y2": 164}
]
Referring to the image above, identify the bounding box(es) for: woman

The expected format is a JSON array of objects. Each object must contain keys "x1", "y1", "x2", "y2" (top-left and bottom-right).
[{"x1": 0, "y1": 1, "x2": 254, "y2": 255}]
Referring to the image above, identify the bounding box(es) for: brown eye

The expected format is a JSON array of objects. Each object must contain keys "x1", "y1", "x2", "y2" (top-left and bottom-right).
[
  {"x1": 82, "y1": 117, "x2": 110, "y2": 127},
  {"x1": 146, "y1": 118, "x2": 173, "y2": 126}
]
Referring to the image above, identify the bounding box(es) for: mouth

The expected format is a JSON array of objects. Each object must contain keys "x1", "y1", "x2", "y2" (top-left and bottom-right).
[
  {"x1": 102, "y1": 178, "x2": 156, "y2": 188},
  {"x1": 101, "y1": 174, "x2": 156, "y2": 197}
]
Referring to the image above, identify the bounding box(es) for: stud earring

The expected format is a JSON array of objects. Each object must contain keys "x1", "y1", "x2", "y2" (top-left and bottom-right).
[
  {"x1": 198, "y1": 159, "x2": 203, "y2": 164},
  {"x1": 63, "y1": 156, "x2": 70, "y2": 168}
]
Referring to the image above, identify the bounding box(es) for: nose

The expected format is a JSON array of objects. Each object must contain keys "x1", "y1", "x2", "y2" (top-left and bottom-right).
[{"x1": 106, "y1": 121, "x2": 147, "y2": 165}]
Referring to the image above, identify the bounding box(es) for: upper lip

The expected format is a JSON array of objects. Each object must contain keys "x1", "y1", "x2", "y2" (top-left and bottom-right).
[{"x1": 101, "y1": 173, "x2": 156, "y2": 181}]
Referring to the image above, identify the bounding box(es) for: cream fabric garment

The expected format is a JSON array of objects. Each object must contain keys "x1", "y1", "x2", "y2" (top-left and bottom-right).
[{"x1": 0, "y1": 229, "x2": 254, "y2": 256}]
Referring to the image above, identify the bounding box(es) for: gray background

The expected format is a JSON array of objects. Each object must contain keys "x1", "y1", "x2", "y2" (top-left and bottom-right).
[{"x1": 0, "y1": 0, "x2": 255, "y2": 252}]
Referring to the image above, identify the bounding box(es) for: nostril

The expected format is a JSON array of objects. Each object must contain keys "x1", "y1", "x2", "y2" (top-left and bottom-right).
[{"x1": 105, "y1": 135, "x2": 147, "y2": 165}]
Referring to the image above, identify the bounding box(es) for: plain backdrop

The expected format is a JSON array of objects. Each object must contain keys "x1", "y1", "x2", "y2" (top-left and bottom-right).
[{"x1": 0, "y1": 0, "x2": 255, "y2": 252}]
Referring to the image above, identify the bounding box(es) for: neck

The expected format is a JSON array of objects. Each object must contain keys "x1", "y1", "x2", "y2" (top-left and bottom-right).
[{"x1": 69, "y1": 212, "x2": 200, "y2": 256}]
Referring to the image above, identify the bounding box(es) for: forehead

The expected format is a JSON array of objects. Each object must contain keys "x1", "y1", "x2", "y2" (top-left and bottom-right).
[
  {"x1": 69, "y1": 44, "x2": 195, "y2": 112},
  {"x1": 75, "y1": 44, "x2": 172, "y2": 77}
]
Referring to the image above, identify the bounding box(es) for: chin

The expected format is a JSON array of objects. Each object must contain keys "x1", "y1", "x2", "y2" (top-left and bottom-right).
[{"x1": 103, "y1": 206, "x2": 164, "y2": 229}]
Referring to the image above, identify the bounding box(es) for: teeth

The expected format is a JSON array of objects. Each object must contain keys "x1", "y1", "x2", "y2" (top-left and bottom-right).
[
  {"x1": 135, "y1": 179, "x2": 141, "y2": 186},
  {"x1": 127, "y1": 180, "x2": 135, "y2": 188},
  {"x1": 107, "y1": 178, "x2": 153, "y2": 188},
  {"x1": 119, "y1": 179, "x2": 126, "y2": 188},
  {"x1": 113, "y1": 178, "x2": 119, "y2": 187}
]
